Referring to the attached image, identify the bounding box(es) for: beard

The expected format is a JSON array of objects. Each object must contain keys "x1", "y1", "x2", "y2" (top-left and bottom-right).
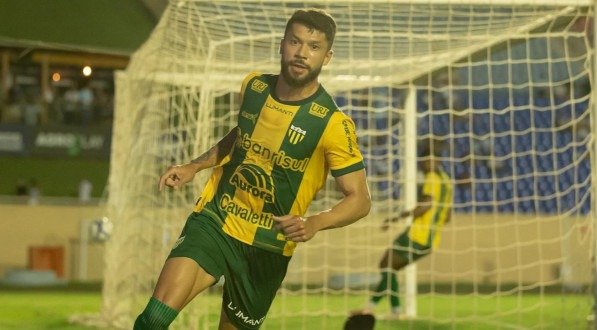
[{"x1": 280, "y1": 58, "x2": 322, "y2": 88}]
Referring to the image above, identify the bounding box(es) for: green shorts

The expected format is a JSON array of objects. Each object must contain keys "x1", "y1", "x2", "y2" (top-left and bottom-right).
[
  {"x1": 168, "y1": 212, "x2": 291, "y2": 329},
  {"x1": 392, "y1": 229, "x2": 432, "y2": 264}
]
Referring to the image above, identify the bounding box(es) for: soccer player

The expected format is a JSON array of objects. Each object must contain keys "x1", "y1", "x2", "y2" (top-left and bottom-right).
[
  {"x1": 353, "y1": 145, "x2": 452, "y2": 320},
  {"x1": 134, "y1": 9, "x2": 371, "y2": 330}
]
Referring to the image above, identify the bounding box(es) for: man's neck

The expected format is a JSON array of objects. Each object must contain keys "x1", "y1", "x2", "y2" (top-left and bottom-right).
[{"x1": 275, "y1": 77, "x2": 319, "y2": 102}]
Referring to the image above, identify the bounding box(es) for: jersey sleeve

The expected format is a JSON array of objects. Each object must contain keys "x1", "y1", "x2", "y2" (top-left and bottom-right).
[
  {"x1": 322, "y1": 111, "x2": 365, "y2": 177},
  {"x1": 422, "y1": 172, "x2": 441, "y2": 199},
  {"x1": 222, "y1": 72, "x2": 262, "y2": 167},
  {"x1": 239, "y1": 71, "x2": 262, "y2": 103}
]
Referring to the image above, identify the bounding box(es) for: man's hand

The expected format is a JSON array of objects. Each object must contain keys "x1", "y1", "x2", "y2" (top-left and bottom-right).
[
  {"x1": 273, "y1": 215, "x2": 318, "y2": 243},
  {"x1": 158, "y1": 163, "x2": 200, "y2": 191},
  {"x1": 399, "y1": 210, "x2": 413, "y2": 219},
  {"x1": 381, "y1": 214, "x2": 408, "y2": 232},
  {"x1": 381, "y1": 218, "x2": 392, "y2": 232}
]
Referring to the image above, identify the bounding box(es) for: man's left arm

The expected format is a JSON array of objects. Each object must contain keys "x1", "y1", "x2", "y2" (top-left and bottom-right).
[{"x1": 273, "y1": 168, "x2": 371, "y2": 242}]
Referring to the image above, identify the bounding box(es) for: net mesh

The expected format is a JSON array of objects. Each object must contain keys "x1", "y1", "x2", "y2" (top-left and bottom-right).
[{"x1": 75, "y1": 1, "x2": 596, "y2": 329}]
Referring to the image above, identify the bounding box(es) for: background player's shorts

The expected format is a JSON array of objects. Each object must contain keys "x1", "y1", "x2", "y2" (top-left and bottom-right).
[
  {"x1": 168, "y1": 212, "x2": 291, "y2": 329},
  {"x1": 392, "y1": 230, "x2": 432, "y2": 264}
]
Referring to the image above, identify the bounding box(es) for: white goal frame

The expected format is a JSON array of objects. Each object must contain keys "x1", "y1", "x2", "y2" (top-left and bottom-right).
[{"x1": 70, "y1": 1, "x2": 597, "y2": 328}]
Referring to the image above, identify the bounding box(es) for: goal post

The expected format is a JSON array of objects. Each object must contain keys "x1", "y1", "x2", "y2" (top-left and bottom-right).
[
  {"x1": 403, "y1": 85, "x2": 419, "y2": 318},
  {"x1": 70, "y1": 1, "x2": 596, "y2": 329}
]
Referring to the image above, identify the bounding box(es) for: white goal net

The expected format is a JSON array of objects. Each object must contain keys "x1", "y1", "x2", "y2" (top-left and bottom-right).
[{"x1": 83, "y1": 1, "x2": 596, "y2": 329}]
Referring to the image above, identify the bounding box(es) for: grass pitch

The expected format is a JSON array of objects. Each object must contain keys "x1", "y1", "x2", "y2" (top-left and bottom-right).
[
  {"x1": 0, "y1": 291, "x2": 100, "y2": 329},
  {"x1": 0, "y1": 289, "x2": 592, "y2": 329}
]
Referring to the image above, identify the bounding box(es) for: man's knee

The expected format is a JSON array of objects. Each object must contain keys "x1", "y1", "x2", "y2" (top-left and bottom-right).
[{"x1": 153, "y1": 257, "x2": 216, "y2": 309}]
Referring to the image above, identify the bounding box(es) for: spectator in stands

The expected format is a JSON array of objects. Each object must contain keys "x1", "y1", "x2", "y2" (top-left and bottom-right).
[
  {"x1": 42, "y1": 85, "x2": 61, "y2": 125},
  {"x1": 15, "y1": 179, "x2": 28, "y2": 196},
  {"x1": 352, "y1": 144, "x2": 452, "y2": 320},
  {"x1": 22, "y1": 90, "x2": 45, "y2": 126},
  {"x1": 570, "y1": 15, "x2": 593, "y2": 54},
  {"x1": 2, "y1": 92, "x2": 24, "y2": 124},
  {"x1": 554, "y1": 83, "x2": 571, "y2": 125},
  {"x1": 473, "y1": 135, "x2": 504, "y2": 173},
  {"x1": 93, "y1": 86, "x2": 113, "y2": 124},
  {"x1": 63, "y1": 84, "x2": 79, "y2": 125},
  {"x1": 554, "y1": 83, "x2": 571, "y2": 106},
  {"x1": 78, "y1": 80, "x2": 94, "y2": 126},
  {"x1": 27, "y1": 178, "x2": 41, "y2": 205},
  {"x1": 420, "y1": 70, "x2": 462, "y2": 112},
  {"x1": 78, "y1": 179, "x2": 93, "y2": 203},
  {"x1": 553, "y1": 80, "x2": 592, "y2": 141},
  {"x1": 573, "y1": 78, "x2": 591, "y2": 141}
]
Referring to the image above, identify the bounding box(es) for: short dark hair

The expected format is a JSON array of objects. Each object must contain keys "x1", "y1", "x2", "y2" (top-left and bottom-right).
[
  {"x1": 419, "y1": 138, "x2": 444, "y2": 158},
  {"x1": 418, "y1": 139, "x2": 433, "y2": 158},
  {"x1": 343, "y1": 314, "x2": 375, "y2": 330},
  {"x1": 419, "y1": 145, "x2": 432, "y2": 158},
  {"x1": 285, "y1": 9, "x2": 337, "y2": 49}
]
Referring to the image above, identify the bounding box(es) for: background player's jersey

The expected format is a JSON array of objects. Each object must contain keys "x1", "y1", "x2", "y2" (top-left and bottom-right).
[
  {"x1": 408, "y1": 169, "x2": 452, "y2": 247},
  {"x1": 194, "y1": 72, "x2": 365, "y2": 256}
]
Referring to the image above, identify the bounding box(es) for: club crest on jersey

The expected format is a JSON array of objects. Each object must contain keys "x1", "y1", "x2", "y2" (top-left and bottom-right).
[
  {"x1": 251, "y1": 79, "x2": 268, "y2": 93},
  {"x1": 308, "y1": 102, "x2": 329, "y2": 118},
  {"x1": 287, "y1": 124, "x2": 306, "y2": 145}
]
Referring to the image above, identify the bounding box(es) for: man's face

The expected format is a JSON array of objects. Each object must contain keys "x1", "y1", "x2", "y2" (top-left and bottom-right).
[
  {"x1": 280, "y1": 23, "x2": 333, "y2": 88},
  {"x1": 419, "y1": 158, "x2": 433, "y2": 173}
]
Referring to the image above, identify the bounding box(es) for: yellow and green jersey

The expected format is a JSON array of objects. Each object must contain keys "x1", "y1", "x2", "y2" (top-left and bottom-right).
[
  {"x1": 194, "y1": 72, "x2": 365, "y2": 256},
  {"x1": 408, "y1": 169, "x2": 452, "y2": 248}
]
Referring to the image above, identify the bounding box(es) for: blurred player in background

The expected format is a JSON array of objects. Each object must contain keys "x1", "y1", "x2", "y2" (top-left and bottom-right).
[
  {"x1": 134, "y1": 8, "x2": 371, "y2": 330},
  {"x1": 352, "y1": 144, "x2": 452, "y2": 320}
]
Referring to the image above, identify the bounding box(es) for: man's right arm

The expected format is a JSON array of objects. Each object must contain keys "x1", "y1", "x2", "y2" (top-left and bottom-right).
[
  {"x1": 158, "y1": 127, "x2": 238, "y2": 191},
  {"x1": 381, "y1": 195, "x2": 432, "y2": 231},
  {"x1": 399, "y1": 195, "x2": 433, "y2": 219},
  {"x1": 190, "y1": 127, "x2": 238, "y2": 170}
]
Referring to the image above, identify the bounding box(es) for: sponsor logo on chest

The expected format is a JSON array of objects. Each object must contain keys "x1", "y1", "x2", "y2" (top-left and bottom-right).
[
  {"x1": 251, "y1": 79, "x2": 267, "y2": 93},
  {"x1": 240, "y1": 111, "x2": 258, "y2": 124},
  {"x1": 309, "y1": 102, "x2": 329, "y2": 118},
  {"x1": 265, "y1": 101, "x2": 294, "y2": 116}
]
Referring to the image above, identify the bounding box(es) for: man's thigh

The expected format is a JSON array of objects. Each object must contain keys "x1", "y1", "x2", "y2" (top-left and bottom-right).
[
  {"x1": 221, "y1": 241, "x2": 291, "y2": 329},
  {"x1": 168, "y1": 212, "x2": 230, "y2": 279},
  {"x1": 392, "y1": 231, "x2": 432, "y2": 266},
  {"x1": 153, "y1": 257, "x2": 217, "y2": 310}
]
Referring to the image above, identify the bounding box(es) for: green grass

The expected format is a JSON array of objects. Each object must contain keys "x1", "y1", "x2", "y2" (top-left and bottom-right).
[
  {"x1": 0, "y1": 291, "x2": 101, "y2": 329},
  {"x1": 0, "y1": 157, "x2": 109, "y2": 197},
  {"x1": 0, "y1": 289, "x2": 592, "y2": 329}
]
